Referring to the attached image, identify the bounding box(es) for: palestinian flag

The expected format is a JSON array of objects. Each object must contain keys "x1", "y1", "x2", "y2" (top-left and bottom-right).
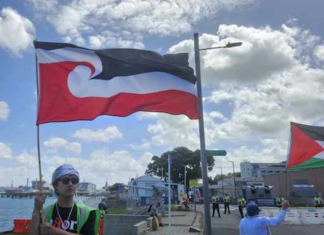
[
  {"x1": 34, "y1": 41, "x2": 199, "y2": 125},
  {"x1": 287, "y1": 122, "x2": 324, "y2": 170}
]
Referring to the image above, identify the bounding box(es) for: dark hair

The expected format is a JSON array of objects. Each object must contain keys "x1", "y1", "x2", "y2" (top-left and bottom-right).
[{"x1": 54, "y1": 188, "x2": 60, "y2": 196}]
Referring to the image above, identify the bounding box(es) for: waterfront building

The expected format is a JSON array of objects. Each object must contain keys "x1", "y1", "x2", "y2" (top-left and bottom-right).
[
  {"x1": 31, "y1": 180, "x2": 46, "y2": 190},
  {"x1": 78, "y1": 182, "x2": 96, "y2": 195}
]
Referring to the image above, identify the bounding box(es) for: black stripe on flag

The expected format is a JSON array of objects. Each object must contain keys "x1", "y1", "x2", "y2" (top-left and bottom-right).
[
  {"x1": 34, "y1": 41, "x2": 197, "y2": 84},
  {"x1": 293, "y1": 122, "x2": 324, "y2": 141}
]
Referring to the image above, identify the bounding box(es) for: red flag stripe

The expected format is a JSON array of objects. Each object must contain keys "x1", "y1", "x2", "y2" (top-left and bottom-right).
[{"x1": 37, "y1": 62, "x2": 199, "y2": 124}]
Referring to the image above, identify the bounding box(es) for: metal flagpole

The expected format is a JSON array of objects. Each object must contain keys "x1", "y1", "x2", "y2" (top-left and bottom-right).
[
  {"x1": 194, "y1": 33, "x2": 212, "y2": 235},
  {"x1": 168, "y1": 154, "x2": 172, "y2": 235}
]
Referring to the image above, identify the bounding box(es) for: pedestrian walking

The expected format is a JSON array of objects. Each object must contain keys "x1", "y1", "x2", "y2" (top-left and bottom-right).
[
  {"x1": 239, "y1": 200, "x2": 289, "y2": 235},
  {"x1": 211, "y1": 193, "x2": 221, "y2": 218},
  {"x1": 224, "y1": 195, "x2": 230, "y2": 214}
]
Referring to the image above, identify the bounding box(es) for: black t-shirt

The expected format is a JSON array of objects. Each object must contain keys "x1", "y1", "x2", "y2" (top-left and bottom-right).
[{"x1": 50, "y1": 203, "x2": 96, "y2": 235}]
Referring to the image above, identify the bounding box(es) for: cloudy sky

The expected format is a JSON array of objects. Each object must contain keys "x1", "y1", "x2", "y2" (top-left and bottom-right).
[{"x1": 1, "y1": 0, "x2": 324, "y2": 188}]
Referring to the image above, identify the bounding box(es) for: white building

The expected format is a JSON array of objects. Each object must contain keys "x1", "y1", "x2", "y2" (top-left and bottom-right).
[
  {"x1": 78, "y1": 182, "x2": 96, "y2": 194},
  {"x1": 128, "y1": 175, "x2": 184, "y2": 205},
  {"x1": 240, "y1": 161, "x2": 286, "y2": 178}
]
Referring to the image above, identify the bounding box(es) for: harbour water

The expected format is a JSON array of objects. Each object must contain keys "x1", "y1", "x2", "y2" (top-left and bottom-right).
[
  {"x1": 0, "y1": 197, "x2": 102, "y2": 232},
  {"x1": 0, "y1": 197, "x2": 56, "y2": 232}
]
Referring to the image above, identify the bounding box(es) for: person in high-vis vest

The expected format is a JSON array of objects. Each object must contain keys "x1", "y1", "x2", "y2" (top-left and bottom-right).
[
  {"x1": 29, "y1": 164, "x2": 100, "y2": 235},
  {"x1": 224, "y1": 195, "x2": 230, "y2": 214},
  {"x1": 238, "y1": 195, "x2": 246, "y2": 218},
  {"x1": 211, "y1": 193, "x2": 221, "y2": 218},
  {"x1": 314, "y1": 194, "x2": 324, "y2": 207},
  {"x1": 276, "y1": 195, "x2": 284, "y2": 208}
]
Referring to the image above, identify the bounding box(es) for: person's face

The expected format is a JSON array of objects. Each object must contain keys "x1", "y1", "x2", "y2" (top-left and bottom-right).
[{"x1": 56, "y1": 174, "x2": 79, "y2": 198}]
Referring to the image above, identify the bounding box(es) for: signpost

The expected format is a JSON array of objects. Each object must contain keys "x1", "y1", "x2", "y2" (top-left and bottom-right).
[{"x1": 206, "y1": 150, "x2": 227, "y2": 156}]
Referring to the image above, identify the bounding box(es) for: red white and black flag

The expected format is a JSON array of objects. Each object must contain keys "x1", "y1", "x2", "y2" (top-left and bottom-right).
[
  {"x1": 34, "y1": 41, "x2": 199, "y2": 124},
  {"x1": 287, "y1": 122, "x2": 324, "y2": 170}
]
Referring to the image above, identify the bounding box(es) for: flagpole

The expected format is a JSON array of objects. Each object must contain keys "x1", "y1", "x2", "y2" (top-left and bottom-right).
[
  {"x1": 168, "y1": 154, "x2": 172, "y2": 235},
  {"x1": 34, "y1": 41, "x2": 43, "y2": 194},
  {"x1": 194, "y1": 33, "x2": 212, "y2": 235}
]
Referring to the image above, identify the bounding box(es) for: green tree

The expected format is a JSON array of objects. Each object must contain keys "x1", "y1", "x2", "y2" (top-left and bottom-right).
[
  {"x1": 210, "y1": 172, "x2": 241, "y2": 185},
  {"x1": 110, "y1": 183, "x2": 124, "y2": 192},
  {"x1": 145, "y1": 147, "x2": 215, "y2": 191}
]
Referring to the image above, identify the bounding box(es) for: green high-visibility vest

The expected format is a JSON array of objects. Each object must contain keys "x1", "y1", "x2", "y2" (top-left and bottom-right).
[
  {"x1": 225, "y1": 196, "x2": 230, "y2": 203},
  {"x1": 44, "y1": 202, "x2": 100, "y2": 234},
  {"x1": 315, "y1": 197, "x2": 323, "y2": 204},
  {"x1": 238, "y1": 198, "x2": 245, "y2": 206},
  {"x1": 212, "y1": 196, "x2": 219, "y2": 203}
]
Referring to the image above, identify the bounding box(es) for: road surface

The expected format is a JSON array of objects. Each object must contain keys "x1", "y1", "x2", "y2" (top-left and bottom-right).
[{"x1": 195, "y1": 204, "x2": 324, "y2": 235}]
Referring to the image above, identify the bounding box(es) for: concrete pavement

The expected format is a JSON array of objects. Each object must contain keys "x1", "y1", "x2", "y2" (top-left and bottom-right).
[{"x1": 146, "y1": 210, "x2": 204, "y2": 235}]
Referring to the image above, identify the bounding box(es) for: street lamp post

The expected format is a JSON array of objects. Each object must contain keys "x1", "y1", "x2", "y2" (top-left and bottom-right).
[
  {"x1": 194, "y1": 33, "x2": 242, "y2": 235},
  {"x1": 217, "y1": 167, "x2": 225, "y2": 197},
  {"x1": 184, "y1": 166, "x2": 187, "y2": 196},
  {"x1": 229, "y1": 161, "x2": 236, "y2": 199}
]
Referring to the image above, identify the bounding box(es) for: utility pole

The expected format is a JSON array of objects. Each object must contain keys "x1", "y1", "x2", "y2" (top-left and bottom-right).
[
  {"x1": 194, "y1": 33, "x2": 212, "y2": 235},
  {"x1": 229, "y1": 161, "x2": 237, "y2": 199},
  {"x1": 184, "y1": 166, "x2": 187, "y2": 196},
  {"x1": 217, "y1": 167, "x2": 225, "y2": 197},
  {"x1": 194, "y1": 33, "x2": 242, "y2": 235}
]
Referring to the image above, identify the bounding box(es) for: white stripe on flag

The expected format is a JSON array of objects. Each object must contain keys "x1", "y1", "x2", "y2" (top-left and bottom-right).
[
  {"x1": 36, "y1": 48, "x2": 197, "y2": 98},
  {"x1": 314, "y1": 141, "x2": 324, "y2": 160}
]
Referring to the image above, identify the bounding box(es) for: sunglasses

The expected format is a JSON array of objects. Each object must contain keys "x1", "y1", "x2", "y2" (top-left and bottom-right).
[{"x1": 60, "y1": 177, "x2": 79, "y2": 185}]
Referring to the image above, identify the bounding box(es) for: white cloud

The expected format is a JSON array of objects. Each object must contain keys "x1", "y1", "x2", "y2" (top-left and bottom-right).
[
  {"x1": 28, "y1": 0, "x2": 258, "y2": 48},
  {"x1": 315, "y1": 45, "x2": 324, "y2": 61},
  {"x1": 28, "y1": 0, "x2": 58, "y2": 12},
  {"x1": 208, "y1": 138, "x2": 288, "y2": 177},
  {"x1": 209, "y1": 111, "x2": 226, "y2": 121},
  {"x1": 129, "y1": 140, "x2": 151, "y2": 150},
  {"x1": 88, "y1": 34, "x2": 144, "y2": 49},
  {"x1": 0, "y1": 142, "x2": 12, "y2": 159},
  {"x1": 17, "y1": 152, "x2": 37, "y2": 168},
  {"x1": 169, "y1": 24, "x2": 302, "y2": 85},
  {"x1": 0, "y1": 7, "x2": 35, "y2": 56},
  {"x1": 168, "y1": 24, "x2": 324, "y2": 143},
  {"x1": 73, "y1": 126, "x2": 123, "y2": 143},
  {"x1": 204, "y1": 64, "x2": 324, "y2": 142},
  {"x1": 43, "y1": 137, "x2": 81, "y2": 154},
  {"x1": 137, "y1": 113, "x2": 200, "y2": 150},
  {"x1": 44, "y1": 149, "x2": 153, "y2": 186},
  {"x1": 0, "y1": 101, "x2": 10, "y2": 121}
]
